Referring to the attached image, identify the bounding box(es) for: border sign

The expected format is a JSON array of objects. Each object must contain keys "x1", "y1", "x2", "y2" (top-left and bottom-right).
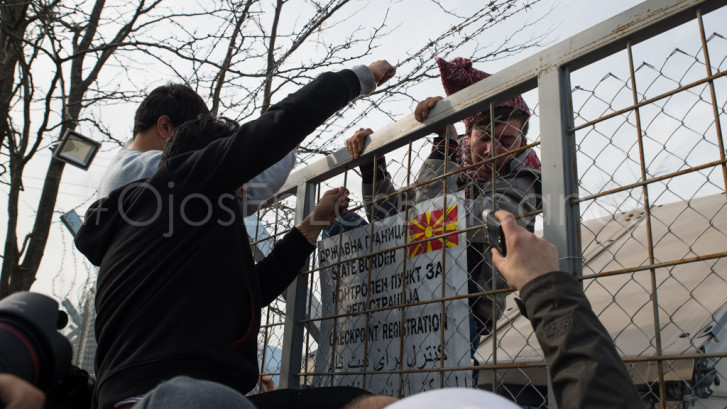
[{"x1": 314, "y1": 194, "x2": 471, "y2": 395}]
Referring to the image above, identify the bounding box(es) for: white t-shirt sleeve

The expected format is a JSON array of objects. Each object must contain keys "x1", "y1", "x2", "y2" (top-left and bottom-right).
[
  {"x1": 97, "y1": 150, "x2": 162, "y2": 198},
  {"x1": 242, "y1": 149, "x2": 296, "y2": 215}
]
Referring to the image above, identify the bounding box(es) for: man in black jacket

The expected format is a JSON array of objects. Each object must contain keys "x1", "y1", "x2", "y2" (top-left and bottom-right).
[
  {"x1": 490, "y1": 210, "x2": 643, "y2": 408},
  {"x1": 75, "y1": 61, "x2": 395, "y2": 409}
]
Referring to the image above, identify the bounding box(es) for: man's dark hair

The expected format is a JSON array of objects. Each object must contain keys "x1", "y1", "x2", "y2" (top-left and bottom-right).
[
  {"x1": 159, "y1": 115, "x2": 240, "y2": 167},
  {"x1": 471, "y1": 107, "x2": 530, "y2": 139},
  {"x1": 132, "y1": 84, "x2": 210, "y2": 136}
]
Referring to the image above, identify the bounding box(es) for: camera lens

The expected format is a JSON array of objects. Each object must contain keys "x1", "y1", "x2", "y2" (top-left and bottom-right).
[
  {"x1": 0, "y1": 317, "x2": 44, "y2": 385},
  {"x1": 0, "y1": 292, "x2": 72, "y2": 391}
]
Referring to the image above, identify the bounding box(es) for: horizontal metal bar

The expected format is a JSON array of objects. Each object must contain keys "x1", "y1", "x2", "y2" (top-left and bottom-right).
[
  {"x1": 575, "y1": 158, "x2": 727, "y2": 203},
  {"x1": 294, "y1": 141, "x2": 539, "y2": 226},
  {"x1": 296, "y1": 351, "x2": 727, "y2": 378},
  {"x1": 276, "y1": 0, "x2": 722, "y2": 196},
  {"x1": 571, "y1": 69, "x2": 727, "y2": 133},
  {"x1": 249, "y1": 227, "x2": 292, "y2": 246},
  {"x1": 297, "y1": 211, "x2": 535, "y2": 276},
  {"x1": 298, "y1": 251, "x2": 727, "y2": 324},
  {"x1": 298, "y1": 361, "x2": 548, "y2": 377},
  {"x1": 259, "y1": 322, "x2": 285, "y2": 330},
  {"x1": 623, "y1": 351, "x2": 727, "y2": 363},
  {"x1": 297, "y1": 285, "x2": 514, "y2": 325},
  {"x1": 581, "y1": 251, "x2": 727, "y2": 280}
]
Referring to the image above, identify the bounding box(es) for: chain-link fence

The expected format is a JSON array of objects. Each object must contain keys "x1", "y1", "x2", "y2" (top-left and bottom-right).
[{"x1": 248, "y1": 1, "x2": 727, "y2": 407}]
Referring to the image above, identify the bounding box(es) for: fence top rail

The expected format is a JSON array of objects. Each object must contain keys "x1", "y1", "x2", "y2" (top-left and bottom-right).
[{"x1": 276, "y1": 0, "x2": 722, "y2": 196}]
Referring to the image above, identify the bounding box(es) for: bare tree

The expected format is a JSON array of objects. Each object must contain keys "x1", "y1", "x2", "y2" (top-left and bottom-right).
[
  {"x1": 0, "y1": 0, "x2": 166, "y2": 297},
  {"x1": 138, "y1": 0, "x2": 552, "y2": 161}
]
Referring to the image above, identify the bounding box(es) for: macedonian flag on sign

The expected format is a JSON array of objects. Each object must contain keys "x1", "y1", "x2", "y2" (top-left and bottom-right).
[{"x1": 408, "y1": 205, "x2": 459, "y2": 258}]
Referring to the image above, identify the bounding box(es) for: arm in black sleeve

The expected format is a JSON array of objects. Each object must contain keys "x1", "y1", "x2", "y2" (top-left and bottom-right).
[
  {"x1": 165, "y1": 70, "x2": 361, "y2": 195},
  {"x1": 254, "y1": 227, "x2": 315, "y2": 306},
  {"x1": 518, "y1": 271, "x2": 642, "y2": 409}
]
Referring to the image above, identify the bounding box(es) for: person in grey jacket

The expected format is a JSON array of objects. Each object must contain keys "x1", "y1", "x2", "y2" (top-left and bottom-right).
[{"x1": 346, "y1": 57, "x2": 542, "y2": 345}]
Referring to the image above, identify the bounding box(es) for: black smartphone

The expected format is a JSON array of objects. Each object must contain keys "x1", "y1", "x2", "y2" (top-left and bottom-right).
[{"x1": 482, "y1": 209, "x2": 506, "y2": 256}]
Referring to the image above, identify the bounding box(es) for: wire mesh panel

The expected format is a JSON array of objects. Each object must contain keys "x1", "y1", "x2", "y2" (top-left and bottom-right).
[
  {"x1": 264, "y1": 108, "x2": 546, "y2": 400},
  {"x1": 569, "y1": 6, "x2": 727, "y2": 408},
  {"x1": 252, "y1": 1, "x2": 727, "y2": 408}
]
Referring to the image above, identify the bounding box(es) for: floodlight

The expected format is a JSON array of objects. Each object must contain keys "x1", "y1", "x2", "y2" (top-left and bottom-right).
[{"x1": 53, "y1": 130, "x2": 101, "y2": 170}]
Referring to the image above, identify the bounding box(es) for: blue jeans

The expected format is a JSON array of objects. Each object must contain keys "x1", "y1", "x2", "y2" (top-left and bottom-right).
[{"x1": 132, "y1": 376, "x2": 256, "y2": 409}]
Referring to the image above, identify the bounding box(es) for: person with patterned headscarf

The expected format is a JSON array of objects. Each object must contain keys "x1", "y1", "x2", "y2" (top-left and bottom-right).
[
  {"x1": 346, "y1": 57, "x2": 542, "y2": 382},
  {"x1": 422, "y1": 57, "x2": 541, "y2": 185}
]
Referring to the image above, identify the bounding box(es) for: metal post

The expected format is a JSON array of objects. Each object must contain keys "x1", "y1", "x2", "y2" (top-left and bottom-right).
[
  {"x1": 538, "y1": 66, "x2": 582, "y2": 408},
  {"x1": 279, "y1": 182, "x2": 316, "y2": 388},
  {"x1": 538, "y1": 67, "x2": 582, "y2": 276}
]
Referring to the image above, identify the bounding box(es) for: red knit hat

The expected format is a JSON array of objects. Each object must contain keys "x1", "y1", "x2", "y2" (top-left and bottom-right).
[
  {"x1": 436, "y1": 57, "x2": 530, "y2": 130},
  {"x1": 436, "y1": 57, "x2": 539, "y2": 183}
]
